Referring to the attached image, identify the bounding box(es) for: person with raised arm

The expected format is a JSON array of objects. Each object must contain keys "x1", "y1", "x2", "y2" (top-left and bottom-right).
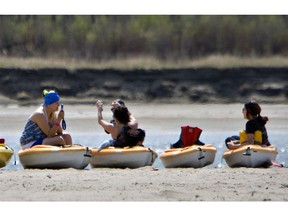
[{"x1": 95, "y1": 100, "x2": 145, "y2": 152}]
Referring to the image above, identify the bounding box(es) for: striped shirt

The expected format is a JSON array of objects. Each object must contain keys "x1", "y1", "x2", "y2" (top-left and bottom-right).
[{"x1": 20, "y1": 119, "x2": 47, "y2": 146}]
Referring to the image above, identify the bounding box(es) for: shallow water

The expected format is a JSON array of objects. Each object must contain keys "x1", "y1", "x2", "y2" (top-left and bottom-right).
[{"x1": 2, "y1": 130, "x2": 287, "y2": 170}]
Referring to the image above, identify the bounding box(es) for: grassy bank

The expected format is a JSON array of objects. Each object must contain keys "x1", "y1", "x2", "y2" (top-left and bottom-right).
[{"x1": 1, "y1": 55, "x2": 288, "y2": 70}]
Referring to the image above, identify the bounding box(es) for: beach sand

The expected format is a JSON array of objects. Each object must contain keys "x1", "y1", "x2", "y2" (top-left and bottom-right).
[
  {"x1": 1, "y1": 167, "x2": 288, "y2": 201},
  {"x1": 1, "y1": 103, "x2": 288, "y2": 205}
]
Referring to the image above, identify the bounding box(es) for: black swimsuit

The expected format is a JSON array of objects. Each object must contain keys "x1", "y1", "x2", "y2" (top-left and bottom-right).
[{"x1": 246, "y1": 117, "x2": 270, "y2": 145}]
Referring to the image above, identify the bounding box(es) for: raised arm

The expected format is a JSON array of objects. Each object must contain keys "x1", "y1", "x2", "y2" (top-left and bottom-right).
[{"x1": 96, "y1": 100, "x2": 116, "y2": 135}]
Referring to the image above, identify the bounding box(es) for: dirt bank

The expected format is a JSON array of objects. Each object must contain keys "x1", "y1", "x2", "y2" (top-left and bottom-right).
[{"x1": 0, "y1": 67, "x2": 287, "y2": 105}]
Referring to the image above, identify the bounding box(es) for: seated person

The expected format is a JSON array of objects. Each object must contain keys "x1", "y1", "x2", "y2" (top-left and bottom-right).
[
  {"x1": 226, "y1": 100, "x2": 270, "y2": 150},
  {"x1": 96, "y1": 100, "x2": 146, "y2": 151},
  {"x1": 104, "y1": 99, "x2": 138, "y2": 134},
  {"x1": 20, "y1": 90, "x2": 72, "y2": 150}
]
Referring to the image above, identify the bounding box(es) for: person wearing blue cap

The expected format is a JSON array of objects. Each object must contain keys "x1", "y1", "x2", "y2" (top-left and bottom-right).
[{"x1": 20, "y1": 90, "x2": 72, "y2": 149}]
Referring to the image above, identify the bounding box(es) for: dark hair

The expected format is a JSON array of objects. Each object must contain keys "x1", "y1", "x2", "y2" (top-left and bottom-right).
[
  {"x1": 116, "y1": 99, "x2": 125, "y2": 106},
  {"x1": 135, "y1": 128, "x2": 145, "y2": 142},
  {"x1": 115, "y1": 127, "x2": 146, "y2": 148},
  {"x1": 126, "y1": 128, "x2": 146, "y2": 147},
  {"x1": 244, "y1": 100, "x2": 268, "y2": 125},
  {"x1": 113, "y1": 106, "x2": 130, "y2": 125}
]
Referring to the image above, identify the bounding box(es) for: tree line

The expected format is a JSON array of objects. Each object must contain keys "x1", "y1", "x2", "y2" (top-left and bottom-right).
[{"x1": 1, "y1": 15, "x2": 288, "y2": 60}]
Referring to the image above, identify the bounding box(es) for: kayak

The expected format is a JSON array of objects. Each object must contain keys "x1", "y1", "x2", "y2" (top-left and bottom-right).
[
  {"x1": 18, "y1": 145, "x2": 92, "y2": 169},
  {"x1": 160, "y1": 144, "x2": 217, "y2": 168},
  {"x1": 223, "y1": 145, "x2": 278, "y2": 168},
  {"x1": 90, "y1": 146, "x2": 158, "y2": 169},
  {"x1": 0, "y1": 141, "x2": 14, "y2": 168}
]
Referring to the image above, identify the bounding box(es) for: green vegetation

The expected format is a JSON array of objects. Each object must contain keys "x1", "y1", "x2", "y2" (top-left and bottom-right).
[{"x1": 1, "y1": 15, "x2": 288, "y2": 69}]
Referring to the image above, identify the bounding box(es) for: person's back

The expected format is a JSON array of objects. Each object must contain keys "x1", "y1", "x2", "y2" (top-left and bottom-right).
[
  {"x1": 127, "y1": 115, "x2": 138, "y2": 129},
  {"x1": 96, "y1": 102, "x2": 134, "y2": 151},
  {"x1": 225, "y1": 100, "x2": 270, "y2": 150},
  {"x1": 110, "y1": 99, "x2": 138, "y2": 129},
  {"x1": 244, "y1": 101, "x2": 270, "y2": 146},
  {"x1": 246, "y1": 117, "x2": 269, "y2": 146}
]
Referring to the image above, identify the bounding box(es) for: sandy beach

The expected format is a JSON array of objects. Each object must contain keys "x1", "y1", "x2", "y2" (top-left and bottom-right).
[
  {"x1": 1, "y1": 167, "x2": 288, "y2": 201},
  {"x1": 1, "y1": 103, "x2": 288, "y2": 205}
]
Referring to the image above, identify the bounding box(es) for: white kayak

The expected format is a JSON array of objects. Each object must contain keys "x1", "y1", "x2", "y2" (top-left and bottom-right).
[
  {"x1": 160, "y1": 144, "x2": 217, "y2": 168},
  {"x1": 223, "y1": 145, "x2": 278, "y2": 168},
  {"x1": 90, "y1": 146, "x2": 158, "y2": 169},
  {"x1": 18, "y1": 145, "x2": 92, "y2": 169}
]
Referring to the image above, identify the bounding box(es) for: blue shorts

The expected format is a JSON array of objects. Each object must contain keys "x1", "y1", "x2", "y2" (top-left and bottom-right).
[
  {"x1": 31, "y1": 138, "x2": 44, "y2": 147},
  {"x1": 21, "y1": 138, "x2": 44, "y2": 150}
]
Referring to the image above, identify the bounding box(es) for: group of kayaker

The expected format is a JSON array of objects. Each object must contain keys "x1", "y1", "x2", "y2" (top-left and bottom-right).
[
  {"x1": 18, "y1": 90, "x2": 274, "y2": 153},
  {"x1": 19, "y1": 90, "x2": 145, "y2": 152}
]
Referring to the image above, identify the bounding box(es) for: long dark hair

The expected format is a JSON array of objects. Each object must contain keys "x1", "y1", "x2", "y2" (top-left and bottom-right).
[
  {"x1": 113, "y1": 106, "x2": 131, "y2": 125},
  {"x1": 245, "y1": 100, "x2": 268, "y2": 125}
]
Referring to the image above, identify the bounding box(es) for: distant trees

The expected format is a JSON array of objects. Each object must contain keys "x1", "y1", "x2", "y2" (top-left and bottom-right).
[{"x1": 1, "y1": 15, "x2": 288, "y2": 60}]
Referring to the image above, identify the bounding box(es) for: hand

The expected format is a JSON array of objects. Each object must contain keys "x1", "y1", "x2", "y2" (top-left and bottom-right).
[
  {"x1": 57, "y1": 110, "x2": 64, "y2": 120},
  {"x1": 96, "y1": 100, "x2": 103, "y2": 111},
  {"x1": 227, "y1": 140, "x2": 240, "y2": 150}
]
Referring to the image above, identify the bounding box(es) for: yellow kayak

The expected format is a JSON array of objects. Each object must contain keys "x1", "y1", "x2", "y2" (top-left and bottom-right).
[
  {"x1": 0, "y1": 141, "x2": 14, "y2": 168},
  {"x1": 18, "y1": 145, "x2": 92, "y2": 169},
  {"x1": 90, "y1": 146, "x2": 158, "y2": 168},
  {"x1": 160, "y1": 144, "x2": 217, "y2": 168},
  {"x1": 223, "y1": 144, "x2": 278, "y2": 168}
]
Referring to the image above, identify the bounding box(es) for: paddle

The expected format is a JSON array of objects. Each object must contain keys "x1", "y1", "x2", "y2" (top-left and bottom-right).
[
  {"x1": 8, "y1": 144, "x2": 17, "y2": 165},
  {"x1": 61, "y1": 104, "x2": 66, "y2": 130}
]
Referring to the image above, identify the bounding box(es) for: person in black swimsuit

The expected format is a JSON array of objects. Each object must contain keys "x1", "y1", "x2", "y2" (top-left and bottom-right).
[{"x1": 225, "y1": 100, "x2": 270, "y2": 150}]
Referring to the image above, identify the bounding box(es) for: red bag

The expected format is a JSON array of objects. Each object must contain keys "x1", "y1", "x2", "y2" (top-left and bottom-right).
[{"x1": 181, "y1": 126, "x2": 202, "y2": 147}]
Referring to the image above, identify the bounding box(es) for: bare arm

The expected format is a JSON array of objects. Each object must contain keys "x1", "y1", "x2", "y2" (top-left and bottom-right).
[
  {"x1": 128, "y1": 115, "x2": 138, "y2": 129},
  {"x1": 96, "y1": 100, "x2": 117, "y2": 135},
  {"x1": 227, "y1": 140, "x2": 242, "y2": 150},
  {"x1": 32, "y1": 112, "x2": 62, "y2": 138},
  {"x1": 51, "y1": 112, "x2": 63, "y2": 134}
]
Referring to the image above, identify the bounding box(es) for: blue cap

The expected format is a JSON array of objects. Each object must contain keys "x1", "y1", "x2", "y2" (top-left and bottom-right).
[{"x1": 44, "y1": 91, "x2": 60, "y2": 105}]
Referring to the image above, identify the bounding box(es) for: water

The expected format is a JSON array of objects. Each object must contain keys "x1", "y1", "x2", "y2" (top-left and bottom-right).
[{"x1": 1, "y1": 131, "x2": 287, "y2": 170}]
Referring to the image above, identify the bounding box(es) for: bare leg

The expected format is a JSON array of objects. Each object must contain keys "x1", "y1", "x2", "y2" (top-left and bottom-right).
[
  {"x1": 62, "y1": 134, "x2": 72, "y2": 145},
  {"x1": 271, "y1": 160, "x2": 284, "y2": 168},
  {"x1": 43, "y1": 136, "x2": 65, "y2": 146}
]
